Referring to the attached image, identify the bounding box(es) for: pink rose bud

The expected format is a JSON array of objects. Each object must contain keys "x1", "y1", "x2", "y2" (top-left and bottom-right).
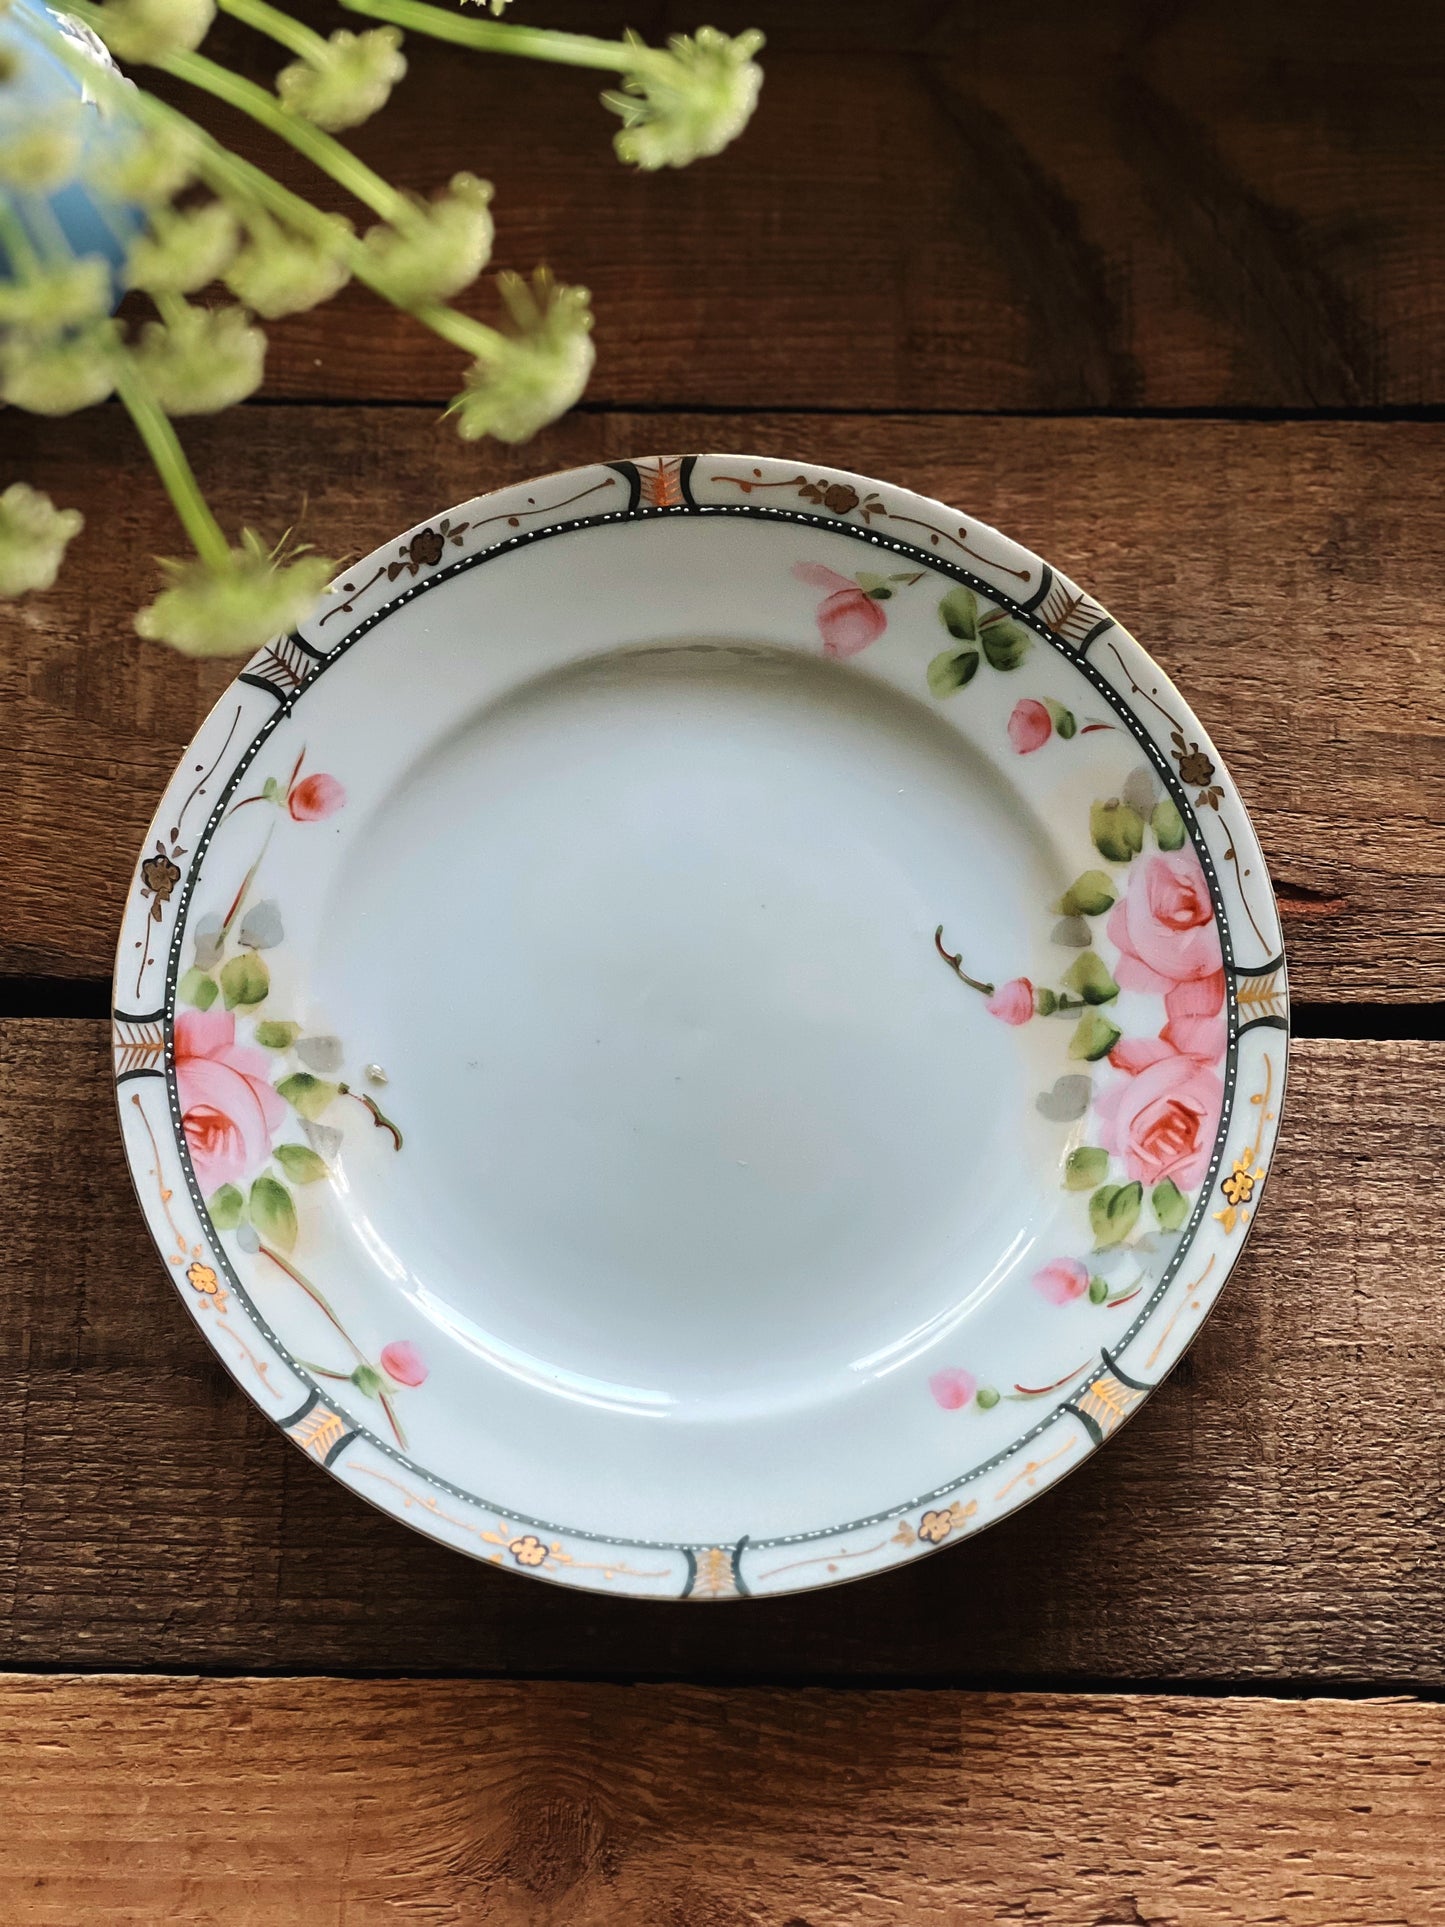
[
  {"x1": 929, "y1": 1367, "x2": 978, "y2": 1411},
  {"x1": 1032, "y1": 1258, "x2": 1091, "y2": 1305},
  {"x1": 1007, "y1": 698, "x2": 1052, "y2": 754},
  {"x1": 986, "y1": 977, "x2": 1034, "y2": 1025},
  {"x1": 380, "y1": 1340, "x2": 428, "y2": 1387},
  {"x1": 288, "y1": 772, "x2": 347, "y2": 820}
]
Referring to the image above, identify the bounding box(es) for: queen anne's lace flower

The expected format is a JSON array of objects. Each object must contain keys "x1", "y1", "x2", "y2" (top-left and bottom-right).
[
  {"x1": 0, "y1": 104, "x2": 82, "y2": 189},
  {"x1": 135, "y1": 529, "x2": 335, "y2": 656},
  {"x1": 446, "y1": 270, "x2": 594, "y2": 444},
  {"x1": 0, "y1": 320, "x2": 120, "y2": 414},
  {"x1": 0, "y1": 257, "x2": 111, "y2": 333},
  {"x1": 225, "y1": 212, "x2": 352, "y2": 318},
  {"x1": 126, "y1": 200, "x2": 239, "y2": 295},
  {"x1": 0, "y1": 484, "x2": 84, "y2": 598},
  {"x1": 603, "y1": 27, "x2": 764, "y2": 170},
  {"x1": 276, "y1": 27, "x2": 407, "y2": 132},
  {"x1": 360, "y1": 172, "x2": 494, "y2": 307},
  {"x1": 108, "y1": 122, "x2": 199, "y2": 204},
  {"x1": 93, "y1": 0, "x2": 216, "y2": 64},
  {"x1": 131, "y1": 302, "x2": 265, "y2": 414}
]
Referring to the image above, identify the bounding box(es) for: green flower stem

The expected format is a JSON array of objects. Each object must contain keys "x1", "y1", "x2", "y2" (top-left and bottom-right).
[
  {"x1": 17, "y1": 6, "x2": 510, "y2": 357},
  {"x1": 112, "y1": 357, "x2": 232, "y2": 571},
  {"x1": 61, "y1": 0, "x2": 412, "y2": 225},
  {"x1": 217, "y1": 0, "x2": 331, "y2": 64},
  {"x1": 338, "y1": 0, "x2": 643, "y2": 72}
]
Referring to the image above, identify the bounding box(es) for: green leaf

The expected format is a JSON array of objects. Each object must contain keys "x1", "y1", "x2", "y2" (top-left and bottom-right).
[
  {"x1": 975, "y1": 1385, "x2": 1000, "y2": 1410},
  {"x1": 927, "y1": 647, "x2": 980, "y2": 697},
  {"x1": 248, "y1": 1173, "x2": 297, "y2": 1252},
  {"x1": 178, "y1": 966, "x2": 218, "y2": 1010},
  {"x1": 1062, "y1": 950, "x2": 1120, "y2": 1006},
  {"x1": 208, "y1": 1183, "x2": 245, "y2": 1229},
  {"x1": 1152, "y1": 796, "x2": 1186, "y2": 850},
  {"x1": 1090, "y1": 1181, "x2": 1142, "y2": 1249},
  {"x1": 274, "y1": 1142, "x2": 329, "y2": 1184},
  {"x1": 276, "y1": 1072, "x2": 341, "y2": 1120},
  {"x1": 1153, "y1": 1178, "x2": 1189, "y2": 1231},
  {"x1": 1068, "y1": 1010, "x2": 1122, "y2": 1061},
  {"x1": 255, "y1": 1020, "x2": 301, "y2": 1050},
  {"x1": 1055, "y1": 870, "x2": 1118, "y2": 919},
  {"x1": 1033, "y1": 986, "x2": 1059, "y2": 1017},
  {"x1": 261, "y1": 775, "x2": 281, "y2": 801},
  {"x1": 1045, "y1": 698, "x2": 1077, "y2": 739},
  {"x1": 219, "y1": 951, "x2": 269, "y2": 1010},
  {"x1": 980, "y1": 615, "x2": 1031, "y2": 671},
  {"x1": 936, "y1": 585, "x2": 978, "y2": 641},
  {"x1": 1064, "y1": 1146, "x2": 1109, "y2": 1191},
  {"x1": 351, "y1": 1362, "x2": 384, "y2": 1398},
  {"x1": 1090, "y1": 799, "x2": 1146, "y2": 863},
  {"x1": 1088, "y1": 1275, "x2": 1109, "y2": 1304}
]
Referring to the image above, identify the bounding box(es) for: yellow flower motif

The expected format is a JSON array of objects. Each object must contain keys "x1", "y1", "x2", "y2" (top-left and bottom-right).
[
  {"x1": 186, "y1": 1260, "x2": 219, "y2": 1295},
  {"x1": 917, "y1": 1508, "x2": 954, "y2": 1545},
  {"x1": 1221, "y1": 1157, "x2": 1259, "y2": 1209},
  {"x1": 509, "y1": 1534, "x2": 548, "y2": 1568}
]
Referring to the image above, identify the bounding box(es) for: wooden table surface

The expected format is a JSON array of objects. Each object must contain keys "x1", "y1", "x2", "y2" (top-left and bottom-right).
[{"x1": 4, "y1": 2, "x2": 1444, "y2": 1919}]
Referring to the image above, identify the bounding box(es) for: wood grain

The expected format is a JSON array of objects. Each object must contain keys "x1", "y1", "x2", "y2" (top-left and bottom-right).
[
  {"x1": 1, "y1": 1024, "x2": 1441, "y2": 1681},
  {"x1": 5, "y1": 410, "x2": 1443, "y2": 993},
  {"x1": 0, "y1": 1677, "x2": 1441, "y2": 1924},
  {"x1": 149, "y1": 0, "x2": 1445, "y2": 410}
]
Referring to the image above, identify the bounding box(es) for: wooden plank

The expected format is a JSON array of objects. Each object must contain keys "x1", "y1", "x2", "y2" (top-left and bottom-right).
[
  {"x1": 150, "y1": 0, "x2": 1445, "y2": 409},
  {"x1": 0, "y1": 1677, "x2": 1440, "y2": 1924},
  {"x1": 4, "y1": 409, "x2": 1442, "y2": 994},
  {"x1": 1, "y1": 1024, "x2": 1441, "y2": 1680}
]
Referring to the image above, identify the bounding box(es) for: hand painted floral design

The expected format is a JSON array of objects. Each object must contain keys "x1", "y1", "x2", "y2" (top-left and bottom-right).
[
  {"x1": 792, "y1": 560, "x2": 922, "y2": 657},
  {"x1": 510, "y1": 1533, "x2": 549, "y2": 1567},
  {"x1": 931, "y1": 764, "x2": 1229, "y2": 1401},
  {"x1": 380, "y1": 1339, "x2": 428, "y2": 1387},
  {"x1": 228, "y1": 746, "x2": 347, "y2": 824},
  {"x1": 1007, "y1": 697, "x2": 1081, "y2": 753},
  {"x1": 175, "y1": 1006, "x2": 289, "y2": 1195}
]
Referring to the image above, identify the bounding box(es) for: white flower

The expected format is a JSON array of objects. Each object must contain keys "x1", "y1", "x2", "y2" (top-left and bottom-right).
[
  {"x1": 276, "y1": 27, "x2": 406, "y2": 132},
  {"x1": 107, "y1": 122, "x2": 198, "y2": 204},
  {"x1": 446, "y1": 269, "x2": 594, "y2": 444},
  {"x1": 126, "y1": 200, "x2": 239, "y2": 295},
  {"x1": 0, "y1": 320, "x2": 120, "y2": 414},
  {"x1": 135, "y1": 529, "x2": 335, "y2": 656},
  {"x1": 0, "y1": 256, "x2": 111, "y2": 332},
  {"x1": 361, "y1": 171, "x2": 493, "y2": 307},
  {"x1": 604, "y1": 28, "x2": 764, "y2": 170},
  {"x1": 0, "y1": 484, "x2": 84, "y2": 598},
  {"x1": 0, "y1": 103, "x2": 82, "y2": 189},
  {"x1": 94, "y1": 0, "x2": 216, "y2": 64},
  {"x1": 225, "y1": 212, "x2": 351, "y2": 318},
  {"x1": 131, "y1": 302, "x2": 265, "y2": 413}
]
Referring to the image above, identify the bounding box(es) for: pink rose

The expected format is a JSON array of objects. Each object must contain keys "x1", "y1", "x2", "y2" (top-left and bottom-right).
[
  {"x1": 793, "y1": 561, "x2": 888, "y2": 658},
  {"x1": 288, "y1": 772, "x2": 346, "y2": 821},
  {"x1": 929, "y1": 1367, "x2": 977, "y2": 1411},
  {"x1": 1162, "y1": 969, "x2": 1227, "y2": 1064},
  {"x1": 1107, "y1": 850, "x2": 1221, "y2": 994},
  {"x1": 380, "y1": 1340, "x2": 428, "y2": 1388},
  {"x1": 1095, "y1": 1045, "x2": 1223, "y2": 1191},
  {"x1": 1008, "y1": 699, "x2": 1052, "y2": 754},
  {"x1": 1032, "y1": 1258, "x2": 1090, "y2": 1305},
  {"x1": 987, "y1": 977, "x2": 1034, "y2": 1025},
  {"x1": 175, "y1": 1007, "x2": 287, "y2": 1196}
]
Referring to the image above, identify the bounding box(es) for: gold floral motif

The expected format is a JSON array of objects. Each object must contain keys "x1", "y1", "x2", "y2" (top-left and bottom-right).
[
  {"x1": 291, "y1": 1406, "x2": 347, "y2": 1459},
  {"x1": 1075, "y1": 1371, "x2": 1143, "y2": 1439},
  {"x1": 508, "y1": 1534, "x2": 548, "y2": 1568},
  {"x1": 913, "y1": 1498, "x2": 978, "y2": 1546},
  {"x1": 1214, "y1": 1054, "x2": 1276, "y2": 1234}
]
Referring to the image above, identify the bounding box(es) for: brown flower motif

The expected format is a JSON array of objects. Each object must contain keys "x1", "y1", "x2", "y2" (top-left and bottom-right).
[
  {"x1": 509, "y1": 1534, "x2": 548, "y2": 1568},
  {"x1": 141, "y1": 846, "x2": 182, "y2": 921},
  {"x1": 186, "y1": 1260, "x2": 219, "y2": 1295},
  {"x1": 1177, "y1": 746, "x2": 1215, "y2": 788},
  {"x1": 408, "y1": 526, "x2": 445, "y2": 570},
  {"x1": 917, "y1": 1508, "x2": 955, "y2": 1545},
  {"x1": 822, "y1": 483, "x2": 860, "y2": 513}
]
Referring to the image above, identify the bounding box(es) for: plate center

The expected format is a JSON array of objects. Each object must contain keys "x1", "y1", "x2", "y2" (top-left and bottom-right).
[{"x1": 316, "y1": 643, "x2": 1062, "y2": 1417}]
